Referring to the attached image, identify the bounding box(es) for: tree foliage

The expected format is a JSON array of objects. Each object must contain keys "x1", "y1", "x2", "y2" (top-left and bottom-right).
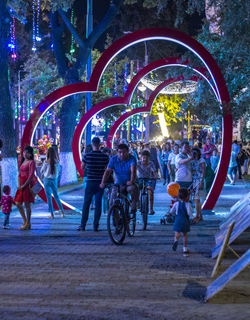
[{"x1": 150, "y1": 94, "x2": 185, "y2": 125}]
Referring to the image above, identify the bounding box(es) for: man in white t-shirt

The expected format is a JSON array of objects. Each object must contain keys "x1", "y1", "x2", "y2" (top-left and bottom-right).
[{"x1": 175, "y1": 141, "x2": 195, "y2": 188}]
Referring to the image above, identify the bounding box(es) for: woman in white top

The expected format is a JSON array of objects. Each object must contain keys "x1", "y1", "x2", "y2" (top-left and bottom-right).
[
  {"x1": 167, "y1": 144, "x2": 179, "y2": 182},
  {"x1": 40, "y1": 147, "x2": 64, "y2": 218}
]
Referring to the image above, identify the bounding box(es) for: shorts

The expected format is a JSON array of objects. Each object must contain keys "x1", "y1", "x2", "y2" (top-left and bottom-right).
[
  {"x1": 227, "y1": 166, "x2": 237, "y2": 175},
  {"x1": 138, "y1": 179, "x2": 153, "y2": 190}
]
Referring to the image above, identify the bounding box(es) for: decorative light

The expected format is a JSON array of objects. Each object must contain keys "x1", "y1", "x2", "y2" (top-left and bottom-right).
[
  {"x1": 32, "y1": 0, "x2": 41, "y2": 52},
  {"x1": 158, "y1": 112, "x2": 169, "y2": 137},
  {"x1": 123, "y1": 63, "x2": 128, "y2": 92},
  {"x1": 70, "y1": 9, "x2": 75, "y2": 55},
  {"x1": 36, "y1": 0, "x2": 41, "y2": 42},
  {"x1": 10, "y1": 15, "x2": 16, "y2": 60},
  {"x1": 140, "y1": 78, "x2": 197, "y2": 94},
  {"x1": 114, "y1": 63, "x2": 118, "y2": 96},
  {"x1": 32, "y1": 0, "x2": 36, "y2": 51}
]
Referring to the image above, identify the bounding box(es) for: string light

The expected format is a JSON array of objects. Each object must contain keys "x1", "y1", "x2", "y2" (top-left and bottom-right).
[
  {"x1": 36, "y1": 0, "x2": 41, "y2": 42},
  {"x1": 32, "y1": 0, "x2": 41, "y2": 51},
  {"x1": 9, "y1": 13, "x2": 16, "y2": 60},
  {"x1": 32, "y1": 0, "x2": 36, "y2": 51},
  {"x1": 70, "y1": 9, "x2": 75, "y2": 55},
  {"x1": 114, "y1": 63, "x2": 118, "y2": 96},
  {"x1": 124, "y1": 63, "x2": 128, "y2": 92}
]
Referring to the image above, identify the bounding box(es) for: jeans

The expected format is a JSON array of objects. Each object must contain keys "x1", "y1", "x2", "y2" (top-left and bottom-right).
[
  {"x1": 81, "y1": 181, "x2": 104, "y2": 229},
  {"x1": 163, "y1": 162, "x2": 170, "y2": 184},
  {"x1": 236, "y1": 157, "x2": 242, "y2": 179},
  {"x1": 205, "y1": 158, "x2": 211, "y2": 166},
  {"x1": 3, "y1": 213, "x2": 10, "y2": 227},
  {"x1": 43, "y1": 177, "x2": 63, "y2": 214},
  {"x1": 83, "y1": 177, "x2": 94, "y2": 207}
]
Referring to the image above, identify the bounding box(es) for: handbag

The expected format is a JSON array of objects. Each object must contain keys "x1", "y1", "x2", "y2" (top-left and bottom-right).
[
  {"x1": 29, "y1": 163, "x2": 42, "y2": 197},
  {"x1": 30, "y1": 180, "x2": 42, "y2": 197}
]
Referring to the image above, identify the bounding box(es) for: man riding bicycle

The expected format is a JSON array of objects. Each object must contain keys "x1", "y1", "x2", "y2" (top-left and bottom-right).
[
  {"x1": 100, "y1": 144, "x2": 139, "y2": 216},
  {"x1": 137, "y1": 150, "x2": 158, "y2": 215}
]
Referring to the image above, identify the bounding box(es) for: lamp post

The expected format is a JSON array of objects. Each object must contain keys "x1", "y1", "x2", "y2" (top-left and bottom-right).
[
  {"x1": 144, "y1": 41, "x2": 149, "y2": 143},
  {"x1": 85, "y1": 0, "x2": 93, "y2": 144}
]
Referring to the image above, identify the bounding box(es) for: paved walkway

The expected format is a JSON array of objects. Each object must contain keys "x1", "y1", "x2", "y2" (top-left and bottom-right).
[{"x1": 0, "y1": 179, "x2": 250, "y2": 319}]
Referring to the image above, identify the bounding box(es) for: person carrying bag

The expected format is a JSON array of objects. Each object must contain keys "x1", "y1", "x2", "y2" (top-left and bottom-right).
[{"x1": 40, "y1": 147, "x2": 65, "y2": 219}]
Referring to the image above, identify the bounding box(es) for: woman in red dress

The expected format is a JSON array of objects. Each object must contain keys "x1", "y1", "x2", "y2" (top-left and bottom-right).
[{"x1": 14, "y1": 145, "x2": 36, "y2": 230}]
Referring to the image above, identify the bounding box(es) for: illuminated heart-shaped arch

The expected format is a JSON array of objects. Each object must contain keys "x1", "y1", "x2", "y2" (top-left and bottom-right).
[
  {"x1": 72, "y1": 57, "x2": 214, "y2": 176},
  {"x1": 21, "y1": 28, "x2": 231, "y2": 211}
]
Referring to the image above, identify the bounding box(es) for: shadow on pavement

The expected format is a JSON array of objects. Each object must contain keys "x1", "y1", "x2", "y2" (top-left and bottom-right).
[{"x1": 182, "y1": 280, "x2": 206, "y2": 302}]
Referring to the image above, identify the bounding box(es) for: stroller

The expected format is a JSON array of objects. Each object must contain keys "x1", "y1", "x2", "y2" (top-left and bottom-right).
[{"x1": 160, "y1": 179, "x2": 201, "y2": 225}]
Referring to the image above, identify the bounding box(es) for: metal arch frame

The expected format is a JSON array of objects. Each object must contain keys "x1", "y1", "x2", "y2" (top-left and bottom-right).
[
  {"x1": 21, "y1": 28, "x2": 232, "y2": 211},
  {"x1": 106, "y1": 75, "x2": 215, "y2": 208},
  {"x1": 72, "y1": 58, "x2": 214, "y2": 176}
]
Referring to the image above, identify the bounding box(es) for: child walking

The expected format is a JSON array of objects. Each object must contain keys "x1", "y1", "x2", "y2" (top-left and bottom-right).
[
  {"x1": 0, "y1": 185, "x2": 16, "y2": 229},
  {"x1": 170, "y1": 187, "x2": 198, "y2": 257}
]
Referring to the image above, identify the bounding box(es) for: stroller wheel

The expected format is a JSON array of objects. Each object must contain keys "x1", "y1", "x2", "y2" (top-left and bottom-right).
[
  {"x1": 163, "y1": 219, "x2": 166, "y2": 225},
  {"x1": 160, "y1": 219, "x2": 163, "y2": 225}
]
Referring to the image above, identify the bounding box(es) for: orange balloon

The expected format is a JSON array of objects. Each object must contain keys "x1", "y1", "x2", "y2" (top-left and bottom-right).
[{"x1": 167, "y1": 182, "x2": 180, "y2": 197}]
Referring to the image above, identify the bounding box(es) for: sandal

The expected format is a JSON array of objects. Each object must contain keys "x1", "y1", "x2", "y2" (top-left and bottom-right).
[
  {"x1": 47, "y1": 214, "x2": 54, "y2": 219},
  {"x1": 60, "y1": 211, "x2": 65, "y2": 218},
  {"x1": 149, "y1": 210, "x2": 155, "y2": 215}
]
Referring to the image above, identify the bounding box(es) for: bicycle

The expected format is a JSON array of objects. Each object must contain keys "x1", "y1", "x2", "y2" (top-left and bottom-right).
[
  {"x1": 138, "y1": 178, "x2": 152, "y2": 230},
  {"x1": 107, "y1": 184, "x2": 136, "y2": 245}
]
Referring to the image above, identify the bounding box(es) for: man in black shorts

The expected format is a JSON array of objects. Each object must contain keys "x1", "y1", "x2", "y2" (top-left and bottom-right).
[{"x1": 77, "y1": 137, "x2": 109, "y2": 231}]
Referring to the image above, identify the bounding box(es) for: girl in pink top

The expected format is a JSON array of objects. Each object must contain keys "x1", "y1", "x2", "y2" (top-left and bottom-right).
[{"x1": 0, "y1": 185, "x2": 16, "y2": 229}]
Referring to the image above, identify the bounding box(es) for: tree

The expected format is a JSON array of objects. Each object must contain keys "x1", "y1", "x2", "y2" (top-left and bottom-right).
[
  {"x1": 0, "y1": 0, "x2": 28, "y2": 194},
  {"x1": 166, "y1": 0, "x2": 250, "y2": 131}
]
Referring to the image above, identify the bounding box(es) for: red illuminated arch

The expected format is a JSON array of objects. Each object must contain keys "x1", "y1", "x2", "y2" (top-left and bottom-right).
[{"x1": 21, "y1": 28, "x2": 231, "y2": 211}]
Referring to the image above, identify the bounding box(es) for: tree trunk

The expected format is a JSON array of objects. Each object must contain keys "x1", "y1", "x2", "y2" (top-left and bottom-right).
[{"x1": 0, "y1": 1, "x2": 18, "y2": 195}]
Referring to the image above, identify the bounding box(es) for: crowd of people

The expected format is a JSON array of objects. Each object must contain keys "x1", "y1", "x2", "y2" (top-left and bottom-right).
[{"x1": 0, "y1": 135, "x2": 249, "y2": 254}]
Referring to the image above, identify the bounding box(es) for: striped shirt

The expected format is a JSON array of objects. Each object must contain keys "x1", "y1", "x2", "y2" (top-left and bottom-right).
[{"x1": 82, "y1": 151, "x2": 109, "y2": 182}]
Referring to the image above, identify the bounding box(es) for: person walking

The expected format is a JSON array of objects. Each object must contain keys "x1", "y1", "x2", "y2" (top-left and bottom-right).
[
  {"x1": 77, "y1": 137, "x2": 109, "y2": 231},
  {"x1": 167, "y1": 143, "x2": 179, "y2": 182},
  {"x1": 162, "y1": 142, "x2": 172, "y2": 185},
  {"x1": 0, "y1": 185, "x2": 16, "y2": 229},
  {"x1": 14, "y1": 145, "x2": 36, "y2": 230},
  {"x1": 175, "y1": 141, "x2": 194, "y2": 189},
  {"x1": 238, "y1": 143, "x2": 248, "y2": 175},
  {"x1": 203, "y1": 137, "x2": 216, "y2": 166},
  {"x1": 191, "y1": 147, "x2": 206, "y2": 221},
  {"x1": 40, "y1": 147, "x2": 64, "y2": 219},
  {"x1": 232, "y1": 140, "x2": 242, "y2": 179},
  {"x1": 227, "y1": 147, "x2": 238, "y2": 185},
  {"x1": 170, "y1": 187, "x2": 198, "y2": 257}
]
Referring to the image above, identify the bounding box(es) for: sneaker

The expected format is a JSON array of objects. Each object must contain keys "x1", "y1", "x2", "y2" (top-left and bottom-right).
[
  {"x1": 172, "y1": 240, "x2": 178, "y2": 251},
  {"x1": 3, "y1": 226, "x2": 9, "y2": 229},
  {"x1": 183, "y1": 249, "x2": 190, "y2": 257},
  {"x1": 77, "y1": 226, "x2": 85, "y2": 231}
]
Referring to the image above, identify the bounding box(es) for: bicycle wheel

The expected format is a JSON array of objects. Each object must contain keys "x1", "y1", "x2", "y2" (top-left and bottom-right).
[
  {"x1": 141, "y1": 194, "x2": 148, "y2": 230},
  {"x1": 107, "y1": 204, "x2": 126, "y2": 245},
  {"x1": 127, "y1": 210, "x2": 136, "y2": 237}
]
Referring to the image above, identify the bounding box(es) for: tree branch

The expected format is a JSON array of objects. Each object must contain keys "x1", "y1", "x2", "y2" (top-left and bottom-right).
[
  {"x1": 87, "y1": 0, "x2": 123, "y2": 49},
  {"x1": 58, "y1": 8, "x2": 84, "y2": 49},
  {"x1": 74, "y1": 0, "x2": 124, "y2": 72}
]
